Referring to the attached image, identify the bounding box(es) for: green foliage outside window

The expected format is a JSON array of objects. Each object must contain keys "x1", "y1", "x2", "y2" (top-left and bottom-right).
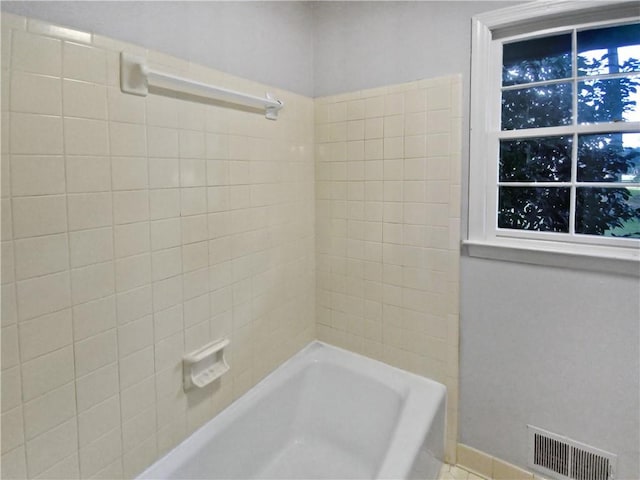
[{"x1": 498, "y1": 26, "x2": 640, "y2": 239}]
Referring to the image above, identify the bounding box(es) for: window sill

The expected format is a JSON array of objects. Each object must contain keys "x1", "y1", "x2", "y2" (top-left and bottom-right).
[{"x1": 462, "y1": 238, "x2": 640, "y2": 277}]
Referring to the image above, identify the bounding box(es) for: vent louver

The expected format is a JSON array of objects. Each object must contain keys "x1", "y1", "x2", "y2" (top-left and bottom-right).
[{"x1": 527, "y1": 426, "x2": 617, "y2": 480}]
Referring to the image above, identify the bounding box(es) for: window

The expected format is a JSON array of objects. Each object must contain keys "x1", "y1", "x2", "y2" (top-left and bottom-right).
[{"x1": 469, "y1": 1, "x2": 640, "y2": 268}]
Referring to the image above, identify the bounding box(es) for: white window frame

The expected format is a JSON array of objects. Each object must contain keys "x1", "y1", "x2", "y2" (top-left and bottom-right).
[{"x1": 467, "y1": 0, "x2": 640, "y2": 275}]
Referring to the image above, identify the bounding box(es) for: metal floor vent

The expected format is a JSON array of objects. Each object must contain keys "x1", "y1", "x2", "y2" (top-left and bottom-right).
[{"x1": 527, "y1": 426, "x2": 617, "y2": 480}]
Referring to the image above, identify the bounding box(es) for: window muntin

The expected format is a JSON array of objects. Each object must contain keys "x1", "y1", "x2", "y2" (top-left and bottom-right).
[{"x1": 496, "y1": 20, "x2": 640, "y2": 243}]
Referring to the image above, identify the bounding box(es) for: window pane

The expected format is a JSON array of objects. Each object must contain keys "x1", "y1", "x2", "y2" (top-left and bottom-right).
[
  {"x1": 502, "y1": 83, "x2": 572, "y2": 130},
  {"x1": 578, "y1": 133, "x2": 640, "y2": 182},
  {"x1": 578, "y1": 23, "x2": 640, "y2": 76},
  {"x1": 576, "y1": 187, "x2": 640, "y2": 238},
  {"x1": 498, "y1": 187, "x2": 570, "y2": 232},
  {"x1": 503, "y1": 33, "x2": 572, "y2": 86},
  {"x1": 500, "y1": 136, "x2": 572, "y2": 182},
  {"x1": 578, "y1": 76, "x2": 640, "y2": 123}
]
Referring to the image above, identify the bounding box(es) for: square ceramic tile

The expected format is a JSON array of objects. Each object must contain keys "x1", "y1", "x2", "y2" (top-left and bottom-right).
[
  {"x1": 118, "y1": 315, "x2": 153, "y2": 358},
  {"x1": 25, "y1": 418, "x2": 77, "y2": 477},
  {"x1": 12, "y1": 30, "x2": 61, "y2": 76},
  {"x1": 427, "y1": 84, "x2": 452, "y2": 111},
  {"x1": 183, "y1": 294, "x2": 209, "y2": 328},
  {"x1": 147, "y1": 126, "x2": 179, "y2": 158},
  {"x1": 18, "y1": 309, "x2": 72, "y2": 362},
  {"x1": 21, "y1": 345, "x2": 74, "y2": 402},
  {"x1": 70, "y1": 261, "x2": 115, "y2": 304},
  {"x1": 90, "y1": 457, "x2": 123, "y2": 480},
  {"x1": 181, "y1": 215, "x2": 207, "y2": 245},
  {"x1": 75, "y1": 363, "x2": 119, "y2": 412},
  {"x1": 0, "y1": 445, "x2": 28, "y2": 480},
  {"x1": 74, "y1": 329, "x2": 117, "y2": 377},
  {"x1": 205, "y1": 133, "x2": 229, "y2": 159},
  {"x1": 110, "y1": 122, "x2": 147, "y2": 157},
  {"x1": 146, "y1": 95, "x2": 179, "y2": 129},
  {"x1": 12, "y1": 194, "x2": 67, "y2": 239},
  {"x1": 11, "y1": 155, "x2": 65, "y2": 196},
  {"x1": 115, "y1": 254, "x2": 151, "y2": 293},
  {"x1": 72, "y1": 295, "x2": 117, "y2": 341},
  {"x1": 154, "y1": 331, "x2": 184, "y2": 373},
  {"x1": 150, "y1": 218, "x2": 181, "y2": 251},
  {"x1": 63, "y1": 42, "x2": 107, "y2": 84},
  {"x1": 78, "y1": 426, "x2": 121, "y2": 478},
  {"x1": 118, "y1": 346, "x2": 154, "y2": 389},
  {"x1": 181, "y1": 187, "x2": 207, "y2": 216},
  {"x1": 150, "y1": 189, "x2": 180, "y2": 220},
  {"x1": 120, "y1": 375, "x2": 155, "y2": 421},
  {"x1": 151, "y1": 247, "x2": 182, "y2": 282},
  {"x1": 152, "y1": 275, "x2": 183, "y2": 312},
  {"x1": 122, "y1": 406, "x2": 155, "y2": 452},
  {"x1": 16, "y1": 271, "x2": 71, "y2": 321},
  {"x1": 111, "y1": 156, "x2": 148, "y2": 190},
  {"x1": 113, "y1": 190, "x2": 149, "y2": 225},
  {"x1": 182, "y1": 241, "x2": 208, "y2": 272},
  {"x1": 116, "y1": 285, "x2": 152, "y2": 325},
  {"x1": 69, "y1": 227, "x2": 114, "y2": 268},
  {"x1": 404, "y1": 89, "x2": 427, "y2": 113},
  {"x1": 11, "y1": 113, "x2": 63, "y2": 155},
  {"x1": 182, "y1": 267, "x2": 208, "y2": 300},
  {"x1": 14, "y1": 233, "x2": 68, "y2": 280},
  {"x1": 62, "y1": 79, "x2": 107, "y2": 120},
  {"x1": 149, "y1": 157, "x2": 180, "y2": 188},
  {"x1": 179, "y1": 130, "x2": 205, "y2": 159},
  {"x1": 153, "y1": 304, "x2": 183, "y2": 341},
  {"x1": 107, "y1": 86, "x2": 145, "y2": 124},
  {"x1": 122, "y1": 432, "x2": 156, "y2": 479},
  {"x1": 23, "y1": 382, "x2": 76, "y2": 441},
  {"x1": 65, "y1": 156, "x2": 111, "y2": 193},
  {"x1": 63, "y1": 118, "x2": 109, "y2": 156},
  {"x1": 11, "y1": 71, "x2": 62, "y2": 115},
  {"x1": 114, "y1": 222, "x2": 150, "y2": 259},
  {"x1": 33, "y1": 452, "x2": 79, "y2": 480}
]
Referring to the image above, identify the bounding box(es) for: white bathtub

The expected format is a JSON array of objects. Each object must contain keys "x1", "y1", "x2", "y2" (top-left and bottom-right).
[{"x1": 139, "y1": 341, "x2": 446, "y2": 480}]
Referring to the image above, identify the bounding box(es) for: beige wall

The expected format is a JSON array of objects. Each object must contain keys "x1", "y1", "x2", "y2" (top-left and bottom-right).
[
  {"x1": 1, "y1": 13, "x2": 315, "y2": 479},
  {"x1": 314, "y1": 77, "x2": 462, "y2": 461}
]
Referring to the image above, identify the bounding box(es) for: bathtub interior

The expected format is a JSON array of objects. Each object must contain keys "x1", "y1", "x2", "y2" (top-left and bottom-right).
[{"x1": 139, "y1": 341, "x2": 445, "y2": 480}]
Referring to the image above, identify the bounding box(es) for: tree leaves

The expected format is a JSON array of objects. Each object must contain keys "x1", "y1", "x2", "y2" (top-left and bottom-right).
[{"x1": 499, "y1": 52, "x2": 640, "y2": 237}]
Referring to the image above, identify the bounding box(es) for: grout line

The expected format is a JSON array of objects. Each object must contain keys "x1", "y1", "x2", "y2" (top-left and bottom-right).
[{"x1": 59, "y1": 37, "x2": 85, "y2": 480}]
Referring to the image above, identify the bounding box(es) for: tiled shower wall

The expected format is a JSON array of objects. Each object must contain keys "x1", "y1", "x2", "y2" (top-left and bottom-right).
[
  {"x1": 314, "y1": 78, "x2": 462, "y2": 461},
  {"x1": 1, "y1": 13, "x2": 315, "y2": 479}
]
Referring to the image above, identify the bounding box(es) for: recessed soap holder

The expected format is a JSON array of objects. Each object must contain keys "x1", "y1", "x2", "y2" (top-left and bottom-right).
[{"x1": 183, "y1": 338, "x2": 230, "y2": 392}]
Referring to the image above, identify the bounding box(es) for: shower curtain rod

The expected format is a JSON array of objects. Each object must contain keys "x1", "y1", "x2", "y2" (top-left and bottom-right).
[{"x1": 120, "y1": 52, "x2": 284, "y2": 120}]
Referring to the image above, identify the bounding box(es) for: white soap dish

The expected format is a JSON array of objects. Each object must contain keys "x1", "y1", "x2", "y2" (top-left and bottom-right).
[{"x1": 183, "y1": 338, "x2": 230, "y2": 392}]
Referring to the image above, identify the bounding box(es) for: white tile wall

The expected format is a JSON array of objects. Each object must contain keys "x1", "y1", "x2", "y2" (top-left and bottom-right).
[
  {"x1": 314, "y1": 77, "x2": 462, "y2": 462},
  {"x1": 1, "y1": 13, "x2": 315, "y2": 479}
]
